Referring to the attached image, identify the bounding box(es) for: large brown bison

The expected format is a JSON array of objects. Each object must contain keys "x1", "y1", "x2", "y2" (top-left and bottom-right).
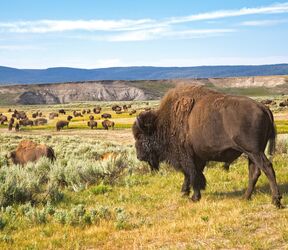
[
  {"x1": 10, "y1": 140, "x2": 56, "y2": 165},
  {"x1": 56, "y1": 120, "x2": 69, "y2": 131},
  {"x1": 132, "y1": 85, "x2": 283, "y2": 208},
  {"x1": 102, "y1": 119, "x2": 115, "y2": 130}
]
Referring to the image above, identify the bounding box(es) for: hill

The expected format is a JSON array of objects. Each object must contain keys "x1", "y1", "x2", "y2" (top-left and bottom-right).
[
  {"x1": 0, "y1": 76, "x2": 287, "y2": 105},
  {"x1": 0, "y1": 64, "x2": 288, "y2": 84}
]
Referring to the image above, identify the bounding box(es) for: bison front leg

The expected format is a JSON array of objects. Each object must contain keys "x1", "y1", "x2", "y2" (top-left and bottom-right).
[
  {"x1": 181, "y1": 172, "x2": 191, "y2": 196},
  {"x1": 191, "y1": 171, "x2": 206, "y2": 202}
]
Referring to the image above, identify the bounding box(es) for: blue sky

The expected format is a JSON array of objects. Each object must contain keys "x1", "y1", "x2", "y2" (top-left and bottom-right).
[{"x1": 0, "y1": 0, "x2": 288, "y2": 69}]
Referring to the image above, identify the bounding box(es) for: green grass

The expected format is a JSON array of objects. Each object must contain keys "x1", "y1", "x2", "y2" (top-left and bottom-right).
[{"x1": 0, "y1": 133, "x2": 288, "y2": 249}]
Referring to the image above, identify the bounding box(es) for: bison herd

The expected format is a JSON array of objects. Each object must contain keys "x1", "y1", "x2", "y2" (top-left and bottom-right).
[{"x1": 0, "y1": 103, "x2": 141, "y2": 132}]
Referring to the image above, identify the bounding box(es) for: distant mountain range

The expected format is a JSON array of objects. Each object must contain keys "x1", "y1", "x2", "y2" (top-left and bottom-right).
[{"x1": 0, "y1": 64, "x2": 288, "y2": 85}]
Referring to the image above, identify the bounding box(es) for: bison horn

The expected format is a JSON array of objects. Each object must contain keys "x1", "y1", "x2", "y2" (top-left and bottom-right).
[{"x1": 135, "y1": 116, "x2": 143, "y2": 131}]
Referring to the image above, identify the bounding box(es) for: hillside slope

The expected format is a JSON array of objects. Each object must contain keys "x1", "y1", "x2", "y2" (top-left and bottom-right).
[
  {"x1": 0, "y1": 64, "x2": 288, "y2": 84},
  {"x1": 0, "y1": 76, "x2": 287, "y2": 105}
]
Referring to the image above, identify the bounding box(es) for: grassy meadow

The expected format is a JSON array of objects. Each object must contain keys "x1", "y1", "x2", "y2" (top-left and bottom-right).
[{"x1": 0, "y1": 98, "x2": 288, "y2": 249}]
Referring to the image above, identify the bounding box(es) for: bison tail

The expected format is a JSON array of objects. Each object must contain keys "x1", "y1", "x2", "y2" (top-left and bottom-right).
[
  {"x1": 266, "y1": 108, "x2": 276, "y2": 156},
  {"x1": 47, "y1": 147, "x2": 56, "y2": 162}
]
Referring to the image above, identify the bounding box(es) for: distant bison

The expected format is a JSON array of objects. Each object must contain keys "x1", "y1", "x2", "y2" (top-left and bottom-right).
[
  {"x1": 15, "y1": 123, "x2": 20, "y2": 132},
  {"x1": 73, "y1": 111, "x2": 83, "y2": 117},
  {"x1": 93, "y1": 108, "x2": 101, "y2": 114},
  {"x1": 129, "y1": 110, "x2": 137, "y2": 115},
  {"x1": 56, "y1": 120, "x2": 69, "y2": 131},
  {"x1": 112, "y1": 105, "x2": 121, "y2": 111},
  {"x1": 59, "y1": 109, "x2": 66, "y2": 115},
  {"x1": 10, "y1": 140, "x2": 56, "y2": 165},
  {"x1": 67, "y1": 115, "x2": 73, "y2": 121},
  {"x1": 87, "y1": 120, "x2": 97, "y2": 129},
  {"x1": 19, "y1": 119, "x2": 33, "y2": 126},
  {"x1": 279, "y1": 100, "x2": 288, "y2": 107},
  {"x1": 49, "y1": 112, "x2": 59, "y2": 119},
  {"x1": 101, "y1": 113, "x2": 112, "y2": 119},
  {"x1": 0, "y1": 115, "x2": 8, "y2": 124},
  {"x1": 34, "y1": 118, "x2": 48, "y2": 126},
  {"x1": 102, "y1": 119, "x2": 115, "y2": 130},
  {"x1": 133, "y1": 85, "x2": 282, "y2": 208},
  {"x1": 89, "y1": 115, "x2": 95, "y2": 120}
]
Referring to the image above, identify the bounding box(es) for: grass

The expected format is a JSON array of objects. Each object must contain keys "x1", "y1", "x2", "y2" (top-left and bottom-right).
[{"x1": 0, "y1": 132, "x2": 288, "y2": 249}]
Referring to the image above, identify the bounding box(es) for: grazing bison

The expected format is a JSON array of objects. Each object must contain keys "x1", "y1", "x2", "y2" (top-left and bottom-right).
[
  {"x1": 8, "y1": 122, "x2": 13, "y2": 131},
  {"x1": 89, "y1": 115, "x2": 95, "y2": 120},
  {"x1": 129, "y1": 110, "x2": 137, "y2": 115},
  {"x1": 49, "y1": 112, "x2": 59, "y2": 119},
  {"x1": 112, "y1": 105, "x2": 121, "y2": 111},
  {"x1": 34, "y1": 118, "x2": 48, "y2": 126},
  {"x1": 32, "y1": 112, "x2": 38, "y2": 118},
  {"x1": 59, "y1": 109, "x2": 66, "y2": 115},
  {"x1": 102, "y1": 119, "x2": 115, "y2": 130},
  {"x1": 86, "y1": 109, "x2": 91, "y2": 114},
  {"x1": 15, "y1": 123, "x2": 20, "y2": 132},
  {"x1": 87, "y1": 120, "x2": 97, "y2": 129},
  {"x1": 9, "y1": 117, "x2": 15, "y2": 125},
  {"x1": 0, "y1": 115, "x2": 8, "y2": 124},
  {"x1": 67, "y1": 115, "x2": 73, "y2": 121},
  {"x1": 279, "y1": 100, "x2": 288, "y2": 107},
  {"x1": 56, "y1": 120, "x2": 69, "y2": 131},
  {"x1": 10, "y1": 140, "x2": 56, "y2": 165},
  {"x1": 19, "y1": 119, "x2": 33, "y2": 126},
  {"x1": 73, "y1": 111, "x2": 83, "y2": 117},
  {"x1": 93, "y1": 107, "x2": 101, "y2": 114},
  {"x1": 132, "y1": 85, "x2": 283, "y2": 208},
  {"x1": 101, "y1": 113, "x2": 112, "y2": 119}
]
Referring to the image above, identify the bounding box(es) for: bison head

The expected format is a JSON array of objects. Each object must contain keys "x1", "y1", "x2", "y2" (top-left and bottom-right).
[{"x1": 132, "y1": 111, "x2": 161, "y2": 171}]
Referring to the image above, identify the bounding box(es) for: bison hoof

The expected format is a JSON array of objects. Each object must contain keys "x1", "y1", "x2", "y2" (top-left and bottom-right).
[
  {"x1": 191, "y1": 194, "x2": 201, "y2": 202},
  {"x1": 272, "y1": 196, "x2": 284, "y2": 209}
]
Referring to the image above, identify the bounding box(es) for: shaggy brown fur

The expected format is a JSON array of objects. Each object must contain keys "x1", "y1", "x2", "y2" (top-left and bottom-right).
[
  {"x1": 101, "y1": 113, "x2": 112, "y2": 119},
  {"x1": 87, "y1": 120, "x2": 97, "y2": 129},
  {"x1": 56, "y1": 120, "x2": 69, "y2": 131},
  {"x1": 133, "y1": 85, "x2": 282, "y2": 208},
  {"x1": 10, "y1": 140, "x2": 56, "y2": 165},
  {"x1": 102, "y1": 119, "x2": 115, "y2": 130}
]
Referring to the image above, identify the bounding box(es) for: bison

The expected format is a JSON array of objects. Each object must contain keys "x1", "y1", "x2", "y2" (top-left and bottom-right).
[
  {"x1": 87, "y1": 120, "x2": 97, "y2": 129},
  {"x1": 49, "y1": 112, "x2": 59, "y2": 119},
  {"x1": 67, "y1": 115, "x2": 73, "y2": 121},
  {"x1": 89, "y1": 115, "x2": 95, "y2": 120},
  {"x1": 56, "y1": 120, "x2": 69, "y2": 131},
  {"x1": 15, "y1": 122, "x2": 20, "y2": 132},
  {"x1": 9, "y1": 140, "x2": 56, "y2": 165},
  {"x1": 34, "y1": 118, "x2": 48, "y2": 126},
  {"x1": 19, "y1": 119, "x2": 33, "y2": 126},
  {"x1": 129, "y1": 110, "x2": 137, "y2": 115},
  {"x1": 101, "y1": 113, "x2": 112, "y2": 119},
  {"x1": 102, "y1": 119, "x2": 115, "y2": 130},
  {"x1": 73, "y1": 111, "x2": 83, "y2": 117},
  {"x1": 0, "y1": 115, "x2": 8, "y2": 124},
  {"x1": 132, "y1": 85, "x2": 283, "y2": 208},
  {"x1": 8, "y1": 122, "x2": 13, "y2": 131},
  {"x1": 59, "y1": 109, "x2": 66, "y2": 115},
  {"x1": 93, "y1": 107, "x2": 101, "y2": 114}
]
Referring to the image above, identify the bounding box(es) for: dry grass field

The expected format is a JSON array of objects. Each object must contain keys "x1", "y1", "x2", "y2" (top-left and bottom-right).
[{"x1": 0, "y1": 98, "x2": 288, "y2": 249}]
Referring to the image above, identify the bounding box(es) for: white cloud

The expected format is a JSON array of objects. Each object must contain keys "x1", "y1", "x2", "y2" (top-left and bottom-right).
[
  {"x1": 0, "y1": 2, "x2": 287, "y2": 34},
  {"x1": 0, "y1": 45, "x2": 43, "y2": 51},
  {"x1": 240, "y1": 19, "x2": 288, "y2": 26},
  {"x1": 108, "y1": 28, "x2": 235, "y2": 42}
]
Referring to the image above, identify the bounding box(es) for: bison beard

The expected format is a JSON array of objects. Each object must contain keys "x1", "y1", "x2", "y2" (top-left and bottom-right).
[{"x1": 132, "y1": 85, "x2": 283, "y2": 208}]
